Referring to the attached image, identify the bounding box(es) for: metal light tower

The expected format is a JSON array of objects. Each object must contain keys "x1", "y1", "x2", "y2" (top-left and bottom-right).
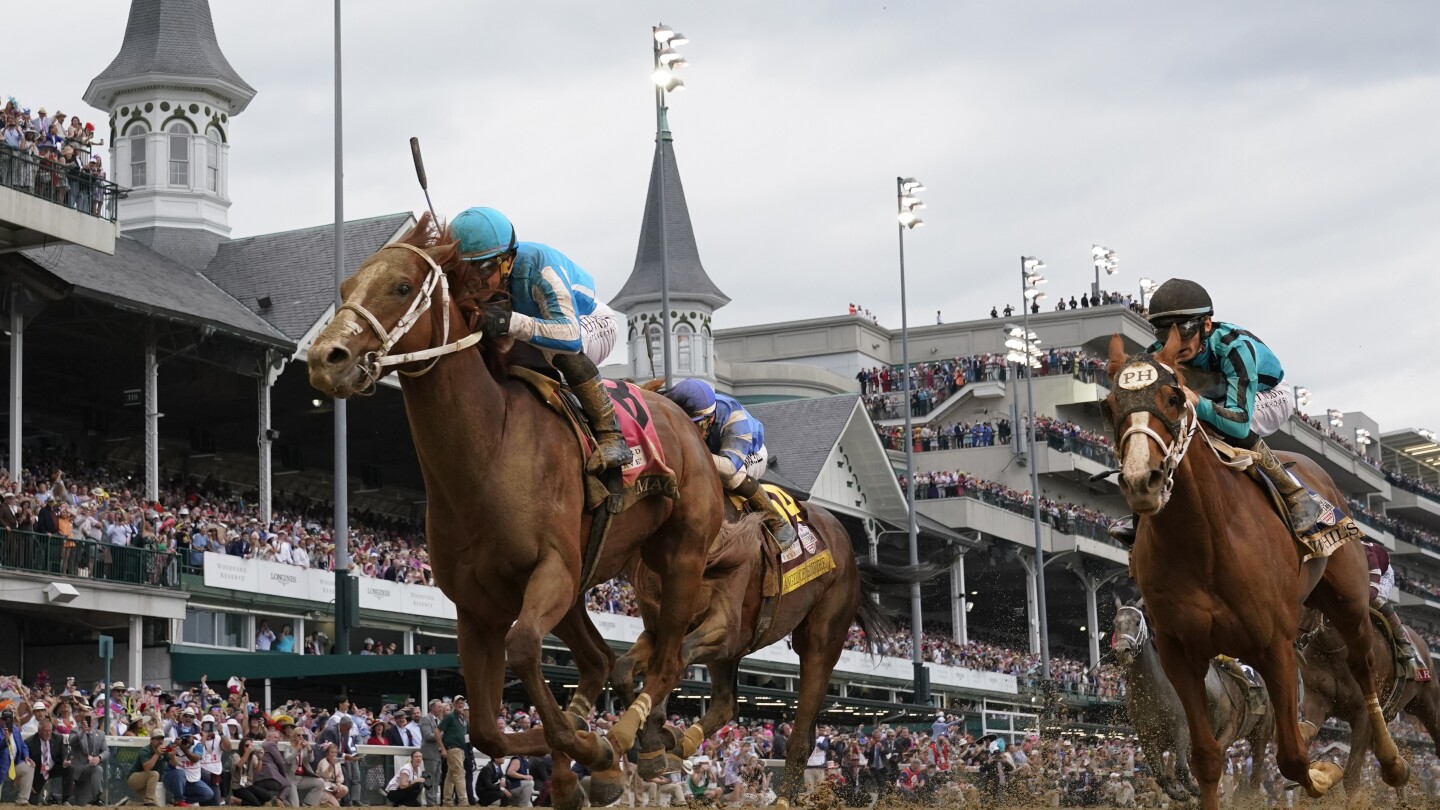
[
  {"x1": 896, "y1": 175, "x2": 928, "y2": 704},
  {"x1": 332, "y1": 0, "x2": 351, "y2": 655},
  {"x1": 1091, "y1": 245, "x2": 1117, "y2": 303},
  {"x1": 1138, "y1": 277, "x2": 1159, "y2": 311},
  {"x1": 1018, "y1": 257, "x2": 1051, "y2": 683},
  {"x1": 651, "y1": 23, "x2": 690, "y2": 387}
]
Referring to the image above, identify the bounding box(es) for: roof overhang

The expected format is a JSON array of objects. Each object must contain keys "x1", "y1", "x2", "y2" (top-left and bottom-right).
[{"x1": 85, "y1": 72, "x2": 257, "y2": 114}]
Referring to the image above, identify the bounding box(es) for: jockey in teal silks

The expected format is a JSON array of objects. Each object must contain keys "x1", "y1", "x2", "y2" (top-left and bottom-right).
[
  {"x1": 667, "y1": 379, "x2": 798, "y2": 550},
  {"x1": 451, "y1": 207, "x2": 630, "y2": 473},
  {"x1": 1109, "y1": 278, "x2": 1324, "y2": 544}
]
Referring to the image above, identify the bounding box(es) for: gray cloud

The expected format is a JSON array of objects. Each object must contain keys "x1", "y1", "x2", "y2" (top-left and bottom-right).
[{"x1": 10, "y1": 0, "x2": 1438, "y2": 428}]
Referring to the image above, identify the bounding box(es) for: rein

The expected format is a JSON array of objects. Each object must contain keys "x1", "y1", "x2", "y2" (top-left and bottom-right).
[
  {"x1": 1117, "y1": 400, "x2": 1198, "y2": 505},
  {"x1": 337, "y1": 242, "x2": 485, "y2": 392}
]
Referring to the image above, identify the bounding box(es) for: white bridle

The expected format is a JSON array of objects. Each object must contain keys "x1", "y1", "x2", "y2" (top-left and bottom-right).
[
  {"x1": 1118, "y1": 400, "x2": 1198, "y2": 506},
  {"x1": 1112, "y1": 604, "x2": 1150, "y2": 660},
  {"x1": 335, "y1": 242, "x2": 485, "y2": 389}
]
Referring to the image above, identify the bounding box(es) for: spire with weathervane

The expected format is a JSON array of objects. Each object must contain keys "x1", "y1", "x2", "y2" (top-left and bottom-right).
[
  {"x1": 84, "y1": 0, "x2": 256, "y2": 267},
  {"x1": 611, "y1": 109, "x2": 729, "y2": 382}
]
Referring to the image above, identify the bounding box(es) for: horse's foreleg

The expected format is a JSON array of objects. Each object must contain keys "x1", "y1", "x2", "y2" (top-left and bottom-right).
[
  {"x1": 458, "y1": 610, "x2": 552, "y2": 758},
  {"x1": 611, "y1": 631, "x2": 654, "y2": 708},
  {"x1": 1253, "y1": 641, "x2": 1342, "y2": 799},
  {"x1": 504, "y1": 556, "x2": 604, "y2": 768},
  {"x1": 1345, "y1": 705, "x2": 1373, "y2": 801},
  {"x1": 552, "y1": 606, "x2": 617, "y2": 730},
  {"x1": 1155, "y1": 639, "x2": 1227, "y2": 810}
]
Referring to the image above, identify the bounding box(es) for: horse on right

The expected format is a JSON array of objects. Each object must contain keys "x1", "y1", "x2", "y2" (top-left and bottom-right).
[
  {"x1": 1102, "y1": 333, "x2": 1408, "y2": 810},
  {"x1": 1299, "y1": 604, "x2": 1440, "y2": 806}
]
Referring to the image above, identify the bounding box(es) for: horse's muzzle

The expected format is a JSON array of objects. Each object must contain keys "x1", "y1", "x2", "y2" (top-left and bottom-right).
[
  {"x1": 307, "y1": 338, "x2": 371, "y2": 399},
  {"x1": 1119, "y1": 468, "x2": 1166, "y2": 514}
]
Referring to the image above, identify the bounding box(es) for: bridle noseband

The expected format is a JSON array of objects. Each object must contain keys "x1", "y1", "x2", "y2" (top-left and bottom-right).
[
  {"x1": 335, "y1": 242, "x2": 485, "y2": 392},
  {"x1": 1113, "y1": 604, "x2": 1149, "y2": 660}
]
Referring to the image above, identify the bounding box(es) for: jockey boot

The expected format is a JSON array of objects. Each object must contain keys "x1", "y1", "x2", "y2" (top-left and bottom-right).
[
  {"x1": 1252, "y1": 439, "x2": 1324, "y2": 536},
  {"x1": 735, "y1": 476, "x2": 797, "y2": 550},
  {"x1": 553, "y1": 353, "x2": 632, "y2": 475},
  {"x1": 1108, "y1": 514, "x2": 1137, "y2": 546},
  {"x1": 1379, "y1": 601, "x2": 1420, "y2": 679}
]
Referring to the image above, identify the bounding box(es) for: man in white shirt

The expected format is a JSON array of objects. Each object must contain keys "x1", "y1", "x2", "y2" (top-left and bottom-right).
[
  {"x1": 398, "y1": 711, "x2": 424, "y2": 749},
  {"x1": 276, "y1": 531, "x2": 295, "y2": 565},
  {"x1": 256, "y1": 621, "x2": 276, "y2": 651},
  {"x1": 292, "y1": 541, "x2": 311, "y2": 569}
]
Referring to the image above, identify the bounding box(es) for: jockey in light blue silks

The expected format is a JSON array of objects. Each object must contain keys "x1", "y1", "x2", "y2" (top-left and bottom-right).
[
  {"x1": 666, "y1": 379, "x2": 797, "y2": 550},
  {"x1": 451, "y1": 207, "x2": 630, "y2": 473}
]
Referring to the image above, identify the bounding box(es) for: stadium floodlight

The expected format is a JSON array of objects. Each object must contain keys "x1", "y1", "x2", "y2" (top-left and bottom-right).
[
  {"x1": 1422, "y1": 429, "x2": 1437, "y2": 442},
  {"x1": 894, "y1": 174, "x2": 928, "y2": 704},
  {"x1": 654, "y1": 24, "x2": 676, "y2": 43},
  {"x1": 1294, "y1": 386, "x2": 1311, "y2": 409},
  {"x1": 1355, "y1": 428, "x2": 1373, "y2": 447},
  {"x1": 1328, "y1": 409, "x2": 1344, "y2": 428},
  {"x1": 1018, "y1": 253, "x2": 1052, "y2": 687},
  {"x1": 649, "y1": 22, "x2": 694, "y2": 388}
]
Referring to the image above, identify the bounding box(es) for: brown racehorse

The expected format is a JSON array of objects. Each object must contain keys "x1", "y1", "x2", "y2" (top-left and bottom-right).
[
  {"x1": 306, "y1": 215, "x2": 724, "y2": 809},
  {"x1": 1298, "y1": 606, "x2": 1440, "y2": 806},
  {"x1": 611, "y1": 502, "x2": 936, "y2": 803},
  {"x1": 1102, "y1": 333, "x2": 1407, "y2": 810}
]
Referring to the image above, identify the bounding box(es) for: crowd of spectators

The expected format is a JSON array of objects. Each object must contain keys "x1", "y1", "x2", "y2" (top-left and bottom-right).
[
  {"x1": 877, "y1": 414, "x2": 1118, "y2": 467},
  {"x1": 859, "y1": 349, "x2": 1106, "y2": 421},
  {"x1": 1396, "y1": 566, "x2": 1440, "y2": 601},
  {"x1": 1349, "y1": 498, "x2": 1440, "y2": 556},
  {"x1": 1, "y1": 98, "x2": 109, "y2": 216},
  {"x1": 0, "y1": 455, "x2": 433, "y2": 588},
  {"x1": 898, "y1": 471, "x2": 1118, "y2": 541},
  {"x1": 1386, "y1": 469, "x2": 1440, "y2": 503}
]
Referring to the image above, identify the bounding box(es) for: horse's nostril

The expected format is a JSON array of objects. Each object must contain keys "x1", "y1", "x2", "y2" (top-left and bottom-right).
[
  {"x1": 325, "y1": 346, "x2": 351, "y2": 367},
  {"x1": 1145, "y1": 469, "x2": 1165, "y2": 492}
]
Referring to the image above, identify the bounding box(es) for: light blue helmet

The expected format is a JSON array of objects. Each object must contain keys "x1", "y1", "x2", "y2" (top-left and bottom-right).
[
  {"x1": 668, "y1": 379, "x2": 717, "y2": 422},
  {"x1": 451, "y1": 207, "x2": 516, "y2": 261}
]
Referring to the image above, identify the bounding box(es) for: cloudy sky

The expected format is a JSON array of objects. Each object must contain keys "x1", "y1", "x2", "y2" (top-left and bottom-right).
[{"x1": 13, "y1": 1, "x2": 1439, "y2": 429}]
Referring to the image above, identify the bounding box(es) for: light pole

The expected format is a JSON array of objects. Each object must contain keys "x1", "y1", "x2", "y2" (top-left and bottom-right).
[
  {"x1": 1328, "y1": 409, "x2": 1344, "y2": 430},
  {"x1": 651, "y1": 23, "x2": 690, "y2": 387},
  {"x1": 1138, "y1": 277, "x2": 1159, "y2": 312},
  {"x1": 896, "y1": 175, "x2": 927, "y2": 704},
  {"x1": 1293, "y1": 386, "x2": 1311, "y2": 413},
  {"x1": 1091, "y1": 244, "x2": 1117, "y2": 303},
  {"x1": 1018, "y1": 257, "x2": 1052, "y2": 684}
]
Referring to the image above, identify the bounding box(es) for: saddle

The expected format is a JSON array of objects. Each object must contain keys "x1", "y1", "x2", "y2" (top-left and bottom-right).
[
  {"x1": 1213, "y1": 654, "x2": 1267, "y2": 719},
  {"x1": 725, "y1": 484, "x2": 835, "y2": 648},
  {"x1": 508, "y1": 366, "x2": 679, "y2": 591},
  {"x1": 1203, "y1": 431, "x2": 1362, "y2": 562}
]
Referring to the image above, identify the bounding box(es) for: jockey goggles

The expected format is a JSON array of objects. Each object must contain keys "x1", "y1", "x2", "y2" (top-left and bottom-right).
[{"x1": 1152, "y1": 316, "x2": 1205, "y2": 343}]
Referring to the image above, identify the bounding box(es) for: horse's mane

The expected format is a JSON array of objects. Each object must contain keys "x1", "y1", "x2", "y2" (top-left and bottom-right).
[{"x1": 396, "y1": 212, "x2": 510, "y2": 380}]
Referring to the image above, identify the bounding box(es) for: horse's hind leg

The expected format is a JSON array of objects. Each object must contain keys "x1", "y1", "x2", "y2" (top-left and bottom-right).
[
  {"x1": 611, "y1": 631, "x2": 653, "y2": 708},
  {"x1": 1317, "y1": 574, "x2": 1410, "y2": 788},
  {"x1": 778, "y1": 593, "x2": 852, "y2": 805}
]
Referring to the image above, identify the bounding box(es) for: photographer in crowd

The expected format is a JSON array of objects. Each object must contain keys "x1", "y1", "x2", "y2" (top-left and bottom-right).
[
  {"x1": 128, "y1": 729, "x2": 174, "y2": 805},
  {"x1": 385, "y1": 750, "x2": 428, "y2": 806}
]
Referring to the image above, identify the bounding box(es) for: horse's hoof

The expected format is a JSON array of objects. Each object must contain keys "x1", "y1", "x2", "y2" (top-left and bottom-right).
[
  {"x1": 1306, "y1": 761, "x2": 1345, "y2": 798},
  {"x1": 587, "y1": 762, "x2": 627, "y2": 807},
  {"x1": 592, "y1": 735, "x2": 617, "y2": 771},
  {"x1": 1381, "y1": 755, "x2": 1411, "y2": 788},
  {"x1": 635, "y1": 749, "x2": 666, "y2": 781}
]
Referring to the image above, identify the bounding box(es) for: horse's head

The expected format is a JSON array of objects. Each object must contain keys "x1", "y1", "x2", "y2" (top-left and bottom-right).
[
  {"x1": 1111, "y1": 596, "x2": 1149, "y2": 668},
  {"x1": 308, "y1": 214, "x2": 482, "y2": 398},
  {"x1": 1102, "y1": 332, "x2": 1197, "y2": 516}
]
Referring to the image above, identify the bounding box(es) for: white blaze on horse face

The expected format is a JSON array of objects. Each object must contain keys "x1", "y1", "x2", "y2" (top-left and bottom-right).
[{"x1": 1122, "y1": 412, "x2": 1153, "y2": 481}]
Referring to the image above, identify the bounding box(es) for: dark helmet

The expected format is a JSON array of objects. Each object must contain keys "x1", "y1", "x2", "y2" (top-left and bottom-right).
[{"x1": 1146, "y1": 279, "x2": 1213, "y2": 325}]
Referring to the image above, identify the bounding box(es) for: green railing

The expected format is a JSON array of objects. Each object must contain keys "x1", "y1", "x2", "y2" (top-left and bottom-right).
[{"x1": 0, "y1": 529, "x2": 178, "y2": 587}]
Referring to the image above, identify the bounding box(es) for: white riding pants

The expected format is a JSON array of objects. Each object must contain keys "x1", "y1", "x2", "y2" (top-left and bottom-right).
[{"x1": 1251, "y1": 382, "x2": 1295, "y2": 437}]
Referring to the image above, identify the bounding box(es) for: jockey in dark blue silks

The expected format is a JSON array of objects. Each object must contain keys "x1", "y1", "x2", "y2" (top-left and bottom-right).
[
  {"x1": 451, "y1": 207, "x2": 629, "y2": 473},
  {"x1": 1109, "y1": 278, "x2": 1324, "y2": 544},
  {"x1": 667, "y1": 379, "x2": 798, "y2": 550}
]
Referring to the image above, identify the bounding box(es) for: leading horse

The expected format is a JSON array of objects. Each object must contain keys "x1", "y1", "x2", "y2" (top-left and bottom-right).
[
  {"x1": 307, "y1": 215, "x2": 725, "y2": 808},
  {"x1": 1102, "y1": 333, "x2": 1407, "y2": 810}
]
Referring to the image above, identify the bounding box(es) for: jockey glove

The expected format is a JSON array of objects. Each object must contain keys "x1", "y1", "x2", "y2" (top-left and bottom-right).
[{"x1": 480, "y1": 305, "x2": 511, "y2": 337}]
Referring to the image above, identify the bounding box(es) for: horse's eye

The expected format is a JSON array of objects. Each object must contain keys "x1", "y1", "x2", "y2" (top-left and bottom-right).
[{"x1": 396, "y1": 283, "x2": 412, "y2": 296}]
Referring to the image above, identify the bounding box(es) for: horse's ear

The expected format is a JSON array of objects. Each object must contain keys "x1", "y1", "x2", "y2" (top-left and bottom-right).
[
  {"x1": 1156, "y1": 326, "x2": 1182, "y2": 366},
  {"x1": 1105, "y1": 334, "x2": 1127, "y2": 383}
]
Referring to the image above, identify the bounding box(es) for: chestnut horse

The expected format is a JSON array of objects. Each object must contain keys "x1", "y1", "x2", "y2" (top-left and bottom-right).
[
  {"x1": 1298, "y1": 606, "x2": 1440, "y2": 805},
  {"x1": 1102, "y1": 333, "x2": 1407, "y2": 810},
  {"x1": 307, "y1": 215, "x2": 724, "y2": 808},
  {"x1": 611, "y1": 504, "x2": 937, "y2": 803}
]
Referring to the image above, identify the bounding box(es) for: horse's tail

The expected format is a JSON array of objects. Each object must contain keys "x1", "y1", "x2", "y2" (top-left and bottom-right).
[{"x1": 854, "y1": 559, "x2": 947, "y2": 654}]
